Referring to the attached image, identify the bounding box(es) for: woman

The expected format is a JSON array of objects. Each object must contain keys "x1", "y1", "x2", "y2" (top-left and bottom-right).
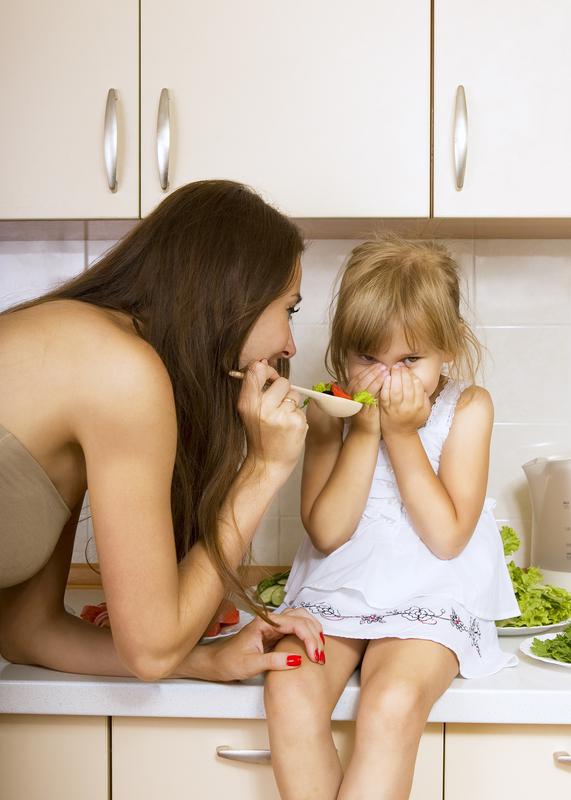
[{"x1": 0, "y1": 179, "x2": 324, "y2": 681}]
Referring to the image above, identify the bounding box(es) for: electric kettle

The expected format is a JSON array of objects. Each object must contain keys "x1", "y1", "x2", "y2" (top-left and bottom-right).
[{"x1": 522, "y1": 456, "x2": 571, "y2": 591}]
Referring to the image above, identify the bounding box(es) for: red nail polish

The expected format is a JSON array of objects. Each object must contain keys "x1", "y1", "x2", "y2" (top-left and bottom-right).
[
  {"x1": 319, "y1": 651, "x2": 326, "y2": 664},
  {"x1": 314, "y1": 648, "x2": 320, "y2": 662},
  {"x1": 286, "y1": 655, "x2": 302, "y2": 667},
  {"x1": 319, "y1": 632, "x2": 325, "y2": 644}
]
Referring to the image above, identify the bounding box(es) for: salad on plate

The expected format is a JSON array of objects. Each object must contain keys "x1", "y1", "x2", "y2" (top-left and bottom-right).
[
  {"x1": 520, "y1": 625, "x2": 571, "y2": 668},
  {"x1": 496, "y1": 526, "x2": 571, "y2": 635}
]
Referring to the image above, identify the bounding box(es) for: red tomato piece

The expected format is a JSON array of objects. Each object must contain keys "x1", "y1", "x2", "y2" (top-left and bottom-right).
[
  {"x1": 80, "y1": 603, "x2": 107, "y2": 624},
  {"x1": 331, "y1": 383, "x2": 353, "y2": 400},
  {"x1": 204, "y1": 622, "x2": 222, "y2": 638},
  {"x1": 218, "y1": 599, "x2": 239, "y2": 626}
]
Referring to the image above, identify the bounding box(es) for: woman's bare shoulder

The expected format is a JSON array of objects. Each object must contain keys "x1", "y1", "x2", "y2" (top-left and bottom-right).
[{"x1": 6, "y1": 300, "x2": 175, "y2": 429}]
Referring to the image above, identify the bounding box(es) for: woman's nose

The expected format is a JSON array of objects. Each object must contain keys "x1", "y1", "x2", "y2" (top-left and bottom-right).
[{"x1": 282, "y1": 330, "x2": 296, "y2": 359}]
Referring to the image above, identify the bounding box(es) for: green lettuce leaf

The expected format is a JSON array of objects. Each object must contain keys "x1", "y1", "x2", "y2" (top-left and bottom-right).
[
  {"x1": 530, "y1": 625, "x2": 571, "y2": 663},
  {"x1": 352, "y1": 390, "x2": 378, "y2": 407},
  {"x1": 311, "y1": 382, "x2": 332, "y2": 393},
  {"x1": 500, "y1": 525, "x2": 520, "y2": 557},
  {"x1": 496, "y1": 561, "x2": 571, "y2": 628}
]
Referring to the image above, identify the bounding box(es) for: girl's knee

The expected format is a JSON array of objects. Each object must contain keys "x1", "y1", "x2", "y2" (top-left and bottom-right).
[
  {"x1": 265, "y1": 666, "x2": 332, "y2": 734},
  {"x1": 358, "y1": 678, "x2": 430, "y2": 736}
]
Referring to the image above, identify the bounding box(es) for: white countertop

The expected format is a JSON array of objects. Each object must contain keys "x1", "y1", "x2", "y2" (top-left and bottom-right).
[{"x1": 1, "y1": 589, "x2": 570, "y2": 723}]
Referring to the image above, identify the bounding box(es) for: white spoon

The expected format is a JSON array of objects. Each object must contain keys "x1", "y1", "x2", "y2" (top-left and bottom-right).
[{"x1": 228, "y1": 371, "x2": 363, "y2": 418}]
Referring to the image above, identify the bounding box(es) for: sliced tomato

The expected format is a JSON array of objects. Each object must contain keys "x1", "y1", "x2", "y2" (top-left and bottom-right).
[
  {"x1": 203, "y1": 621, "x2": 222, "y2": 638},
  {"x1": 80, "y1": 603, "x2": 107, "y2": 624},
  {"x1": 331, "y1": 383, "x2": 353, "y2": 400},
  {"x1": 218, "y1": 600, "x2": 240, "y2": 626}
]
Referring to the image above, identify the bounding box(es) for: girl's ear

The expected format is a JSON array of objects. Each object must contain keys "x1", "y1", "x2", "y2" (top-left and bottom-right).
[{"x1": 441, "y1": 354, "x2": 454, "y2": 377}]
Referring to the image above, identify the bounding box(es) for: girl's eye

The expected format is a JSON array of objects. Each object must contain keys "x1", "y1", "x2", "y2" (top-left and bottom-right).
[
  {"x1": 359, "y1": 354, "x2": 376, "y2": 363},
  {"x1": 403, "y1": 357, "x2": 419, "y2": 365},
  {"x1": 287, "y1": 306, "x2": 300, "y2": 320}
]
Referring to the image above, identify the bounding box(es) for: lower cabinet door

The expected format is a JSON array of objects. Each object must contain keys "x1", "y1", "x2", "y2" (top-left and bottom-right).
[
  {"x1": 445, "y1": 724, "x2": 571, "y2": 799},
  {"x1": 0, "y1": 714, "x2": 109, "y2": 800},
  {"x1": 112, "y1": 718, "x2": 443, "y2": 800}
]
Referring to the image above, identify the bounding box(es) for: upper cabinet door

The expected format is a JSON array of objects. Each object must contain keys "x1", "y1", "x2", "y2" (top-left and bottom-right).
[
  {"x1": 141, "y1": 1, "x2": 430, "y2": 218},
  {"x1": 434, "y1": 0, "x2": 571, "y2": 217},
  {"x1": 0, "y1": 2, "x2": 138, "y2": 219}
]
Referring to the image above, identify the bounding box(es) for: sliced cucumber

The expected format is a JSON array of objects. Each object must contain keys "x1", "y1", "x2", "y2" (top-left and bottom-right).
[
  {"x1": 259, "y1": 585, "x2": 277, "y2": 604},
  {"x1": 270, "y1": 586, "x2": 286, "y2": 607},
  {"x1": 257, "y1": 577, "x2": 276, "y2": 595}
]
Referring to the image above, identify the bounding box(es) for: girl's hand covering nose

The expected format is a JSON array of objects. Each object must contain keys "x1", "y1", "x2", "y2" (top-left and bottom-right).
[
  {"x1": 380, "y1": 365, "x2": 431, "y2": 437},
  {"x1": 347, "y1": 362, "x2": 388, "y2": 437}
]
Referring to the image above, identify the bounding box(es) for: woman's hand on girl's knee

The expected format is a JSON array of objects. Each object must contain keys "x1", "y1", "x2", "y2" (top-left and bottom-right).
[{"x1": 202, "y1": 608, "x2": 324, "y2": 681}]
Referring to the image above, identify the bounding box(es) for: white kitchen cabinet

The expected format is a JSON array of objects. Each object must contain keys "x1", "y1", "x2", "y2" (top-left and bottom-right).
[
  {"x1": 141, "y1": 1, "x2": 430, "y2": 219},
  {"x1": 112, "y1": 718, "x2": 443, "y2": 800},
  {"x1": 0, "y1": 2, "x2": 138, "y2": 219},
  {"x1": 445, "y1": 723, "x2": 571, "y2": 799},
  {"x1": 0, "y1": 714, "x2": 109, "y2": 800},
  {"x1": 434, "y1": 0, "x2": 571, "y2": 217}
]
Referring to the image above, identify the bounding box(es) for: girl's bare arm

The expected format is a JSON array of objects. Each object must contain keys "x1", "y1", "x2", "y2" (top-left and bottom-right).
[
  {"x1": 383, "y1": 383, "x2": 494, "y2": 559},
  {"x1": 301, "y1": 402, "x2": 379, "y2": 555}
]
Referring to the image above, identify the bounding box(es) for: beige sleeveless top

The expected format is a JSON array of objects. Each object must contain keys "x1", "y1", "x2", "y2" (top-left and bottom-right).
[{"x1": 0, "y1": 422, "x2": 71, "y2": 588}]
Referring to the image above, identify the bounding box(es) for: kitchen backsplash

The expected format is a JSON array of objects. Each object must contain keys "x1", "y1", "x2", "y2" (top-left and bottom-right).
[{"x1": 1, "y1": 237, "x2": 570, "y2": 569}]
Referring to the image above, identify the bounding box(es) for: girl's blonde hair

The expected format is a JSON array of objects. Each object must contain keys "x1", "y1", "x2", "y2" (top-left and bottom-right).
[{"x1": 327, "y1": 235, "x2": 482, "y2": 385}]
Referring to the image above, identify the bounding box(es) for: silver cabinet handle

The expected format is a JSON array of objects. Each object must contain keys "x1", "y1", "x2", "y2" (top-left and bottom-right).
[
  {"x1": 453, "y1": 85, "x2": 468, "y2": 191},
  {"x1": 216, "y1": 746, "x2": 271, "y2": 765},
  {"x1": 157, "y1": 88, "x2": 171, "y2": 191},
  {"x1": 104, "y1": 89, "x2": 118, "y2": 192},
  {"x1": 554, "y1": 750, "x2": 571, "y2": 764}
]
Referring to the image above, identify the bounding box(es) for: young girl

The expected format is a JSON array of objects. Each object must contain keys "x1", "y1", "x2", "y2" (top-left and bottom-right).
[{"x1": 265, "y1": 237, "x2": 520, "y2": 800}]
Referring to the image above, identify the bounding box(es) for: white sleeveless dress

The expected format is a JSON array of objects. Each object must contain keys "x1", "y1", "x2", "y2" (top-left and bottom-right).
[{"x1": 282, "y1": 380, "x2": 521, "y2": 679}]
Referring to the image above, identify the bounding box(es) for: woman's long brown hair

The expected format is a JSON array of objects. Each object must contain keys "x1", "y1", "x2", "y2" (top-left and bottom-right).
[{"x1": 3, "y1": 180, "x2": 304, "y2": 615}]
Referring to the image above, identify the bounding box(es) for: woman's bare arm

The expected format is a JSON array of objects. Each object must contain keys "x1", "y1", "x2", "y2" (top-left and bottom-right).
[
  {"x1": 0, "y1": 510, "x2": 321, "y2": 681},
  {"x1": 74, "y1": 339, "x2": 303, "y2": 680}
]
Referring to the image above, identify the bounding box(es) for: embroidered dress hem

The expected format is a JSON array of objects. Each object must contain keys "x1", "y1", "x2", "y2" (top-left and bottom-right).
[{"x1": 281, "y1": 588, "x2": 518, "y2": 680}]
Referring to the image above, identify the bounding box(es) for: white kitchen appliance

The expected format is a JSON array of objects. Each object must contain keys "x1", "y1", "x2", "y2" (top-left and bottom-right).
[{"x1": 522, "y1": 456, "x2": 571, "y2": 591}]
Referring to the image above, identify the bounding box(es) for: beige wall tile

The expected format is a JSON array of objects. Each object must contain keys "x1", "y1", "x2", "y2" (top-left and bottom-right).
[
  {"x1": 475, "y1": 240, "x2": 571, "y2": 325},
  {"x1": 278, "y1": 517, "x2": 307, "y2": 564},
  {"x1": 299, "y1": 240, "x2": 361, "y2": 325},
  {"x1": 86, "y1": 239, "x2": 117, "y2": 268},
  {"x1": 250, "y1": 516, "x2": 279, "y2": 565},
  {"x1": 0, "y1": 240, "x2": 85, "y2": 311},
  {"x1": 279, "y1": 459, "x2": 303, "y2": 517},
  {"x1": 477, "y1": 326, "x2": 571, "y2": 424},
  {"x1": 446, "y1": 239, "x2": 476, "y2": 326},
  {"x1": 289, "y1": 323, "x2": 331, "y2": 387}
]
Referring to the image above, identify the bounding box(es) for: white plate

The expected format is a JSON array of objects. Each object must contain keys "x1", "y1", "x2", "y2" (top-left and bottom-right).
[
  {"x1": 519, "y1": 631, "x2": 571, "y2": 668},
  {"x1": 199, "y1": 610, "x2": 255, "y2": 644},
  {"x1": 496, "y1": 619, "x2": 571, "y2": 636}
]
